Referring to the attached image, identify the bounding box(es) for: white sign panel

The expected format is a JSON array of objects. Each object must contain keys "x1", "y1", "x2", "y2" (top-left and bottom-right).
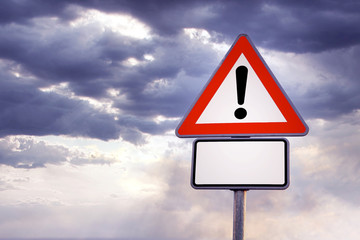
[
  {"x1": 196, "y1": 54, "x2": 286, "y2": 124},
  {"x1": 192, "y1": 138, "x2": 289, "y2": 190}
]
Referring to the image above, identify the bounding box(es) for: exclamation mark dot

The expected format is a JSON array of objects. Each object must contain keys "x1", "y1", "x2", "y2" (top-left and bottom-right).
[{"x1": 234, "y1": 65, "x2": 248, "y2": 119}]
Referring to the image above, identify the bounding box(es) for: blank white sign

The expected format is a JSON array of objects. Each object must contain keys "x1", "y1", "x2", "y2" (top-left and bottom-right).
[{"x1": 192, "y1": 138, "x2": 288, "y2": 190}]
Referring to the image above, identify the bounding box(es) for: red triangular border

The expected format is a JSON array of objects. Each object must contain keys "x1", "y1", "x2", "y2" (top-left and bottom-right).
[{"x1": 176, "y1": 34, "x2": 308, "y2": 137}]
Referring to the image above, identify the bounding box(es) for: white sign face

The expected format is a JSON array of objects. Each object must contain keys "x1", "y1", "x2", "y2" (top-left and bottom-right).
[
  {"x1": 196, "y1": 54, "x2": 286, "y2": 124},
  {"x1": 192, "y1": 138, "x2": 289, "y2": 190}
]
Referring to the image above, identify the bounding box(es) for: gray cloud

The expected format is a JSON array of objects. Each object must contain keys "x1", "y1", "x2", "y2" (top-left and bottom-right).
[
  {"x1": 71, "y1": 0, "x2": 360, "y2": 53},
  {"x1": 0, "y1": 137, "x2": 68, "y2": 168},
  {"x1": 0, "y1": 10, "x2": 219, "y2": 142},
  {"x1": 283, "y1": 44, "x2": 360, "y2": 119},
  {"x1": 0, "y1": 136, "x2": 116, "y2": 168},
  {"x1": 0, "y1": 0, "x2": 359, "y2": 143},
  {"x1": 0, "y1": 19, "x2": 110, "y2": 90},
  {"x1": 2, "y1": 0, "x2": 359, "y2": 53},
  {"x1": 0, "y1": 0, "x2": 77, "y2": 24},
  {"x1": 111, "y1": 34, "x2": 220, "y2": 118},
  {"x1": 0, "y1": 66, "x2": 120, "y2": 140}
]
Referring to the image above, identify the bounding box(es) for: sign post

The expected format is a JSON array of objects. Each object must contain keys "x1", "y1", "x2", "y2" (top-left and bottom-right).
[
  {"x1": 233, "y1": 190, "x2": 246, "y2": 240},
  {"x1": 175, "y1": 34, "x2": 308, "y2": 239}
]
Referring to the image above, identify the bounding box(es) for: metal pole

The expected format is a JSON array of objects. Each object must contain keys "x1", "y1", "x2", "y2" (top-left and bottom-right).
[{"x1": 233, "y1": 190, "x2": 246, "y2": 240}]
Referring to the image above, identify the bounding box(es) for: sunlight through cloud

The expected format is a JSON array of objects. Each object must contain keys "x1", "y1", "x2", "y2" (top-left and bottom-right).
[{"x1": 70, "y1": 8, "x2": 152, "y2": 39}]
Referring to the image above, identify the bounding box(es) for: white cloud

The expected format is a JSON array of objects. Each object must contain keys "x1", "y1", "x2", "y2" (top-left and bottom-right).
[
  {"x1": 1, "y1": 110, "x2": 360, "y2": 239},
  {"x1": 70, "y1": 8, "x2": 153, "y2": 39},
  {"x1": 183, "y1": 27, "x2": 230, "y2": 55}
]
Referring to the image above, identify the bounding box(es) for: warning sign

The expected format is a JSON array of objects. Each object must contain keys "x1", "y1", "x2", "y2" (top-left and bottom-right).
[{"x1": 176, "y1": 34, "x2": 308, "y2": 137}]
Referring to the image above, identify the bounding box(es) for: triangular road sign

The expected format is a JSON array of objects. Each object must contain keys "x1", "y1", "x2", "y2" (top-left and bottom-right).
[{"x1": 176, "y1": 34, "x2": 308, "y2": 137}]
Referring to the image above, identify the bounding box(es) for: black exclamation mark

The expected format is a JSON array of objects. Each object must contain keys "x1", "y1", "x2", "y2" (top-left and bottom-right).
[{"x1": 234, "y1": 66, "x2": 248, "y2": 119}]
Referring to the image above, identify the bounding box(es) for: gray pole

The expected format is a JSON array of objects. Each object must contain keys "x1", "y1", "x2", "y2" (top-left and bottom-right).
[{"x1": 233, "y1": 190, "x2": 246, "y2": 240}]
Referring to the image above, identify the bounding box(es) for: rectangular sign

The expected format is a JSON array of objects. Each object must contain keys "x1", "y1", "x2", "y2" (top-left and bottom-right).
[{"x1": 191, "y1": 138, "x2": 289, "y2": 190}]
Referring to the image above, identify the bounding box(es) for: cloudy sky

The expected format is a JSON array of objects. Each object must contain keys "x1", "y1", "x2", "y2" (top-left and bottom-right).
[{"x1": 0, "y1": 0, "x2": 359, "y2": 239}]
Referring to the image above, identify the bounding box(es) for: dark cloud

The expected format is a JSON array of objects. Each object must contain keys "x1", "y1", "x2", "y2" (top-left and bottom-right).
[
  {"x1": 0, "y1": 12, "x2": 207, "y2": 116},
  {"x1": 0, "y1": 16, "x2": 216, "y2": 141},
  {"x1": 70, "y1": 0, "x2": 360, "y2": 53},
  {"x1": 0, "y1": 0, "x2": 359, "y2": 143},
  {"x1": 2, "y1": 0, "x2": 360, "y2": 53},
  {"x1": 300, "y1": 82, "x2": 360, "y2": 119},
  {"x1": 111, "y1": 34, "x2": 219, "y2": 118},
  {"x1": 0, "y1": 0, "x2": 77, "y2": 24},
  {"x1": 0, "y1": 65, "x2": 120, "y2": 140},
  {"x1": 0, "y1": 19, "x2": 110, "y2": 88}
]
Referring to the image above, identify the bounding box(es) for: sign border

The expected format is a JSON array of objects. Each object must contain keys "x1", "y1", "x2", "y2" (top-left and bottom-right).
[
  {"x1": 191, "y1": 138, "x2": 290, "y2": 190},
  {"x1": 176, "y1": 34, "x2": 309, "y2": 138}
]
